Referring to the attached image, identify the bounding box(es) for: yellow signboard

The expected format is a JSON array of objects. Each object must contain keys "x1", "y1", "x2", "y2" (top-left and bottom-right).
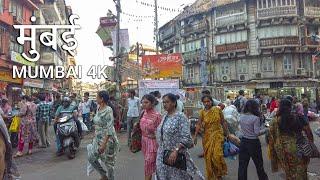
[{"x1": 0, "y1": 71, "x2": 23, "y2": 84}]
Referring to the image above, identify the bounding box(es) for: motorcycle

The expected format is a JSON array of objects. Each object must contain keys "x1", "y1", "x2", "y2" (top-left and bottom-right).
[
  {"x1": 56, "y1": 115, "x2": 80, "y2": 159},
  {"x1": 189, "y1": 117, "x2": 198, "y2": 134}
]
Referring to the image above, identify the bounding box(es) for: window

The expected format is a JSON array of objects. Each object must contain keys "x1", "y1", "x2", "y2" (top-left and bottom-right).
[
  {"x1": 258, "y1": 0, "x2": 262, "y2": 8},
  {"x1": 262, "y1": 57, "x2": 274, "y2": 71},
  {"x1": 238, "y1": 59, "x2": 248, "y2": 73},
  {"x1": 10, "y1": 0, "x2": 23, "y2": 22},
  {"x1": 258, "y1": 26, "x2": 298, "y2": 38},
  {"x1": 221, "y1": 63, "x2": 229, "y2": 75},
  {"x1": 282, "y1": 0, "x2": 286, "y2": 6},
  {"x1": 187, "y1": 66, "x2": 194, "y2": 79},
  {"x1": 283, "y1": 55, "x2": 293, "y2": 70},
  {"x1": 278, "y1": 0, "x2": 282, "y2": 6},
  {"x1": 9, "y1": 35, "x2": 23, "y2": 53},
  {"x1": 263, "y1": 0, "x2": 267, "y2": 8}
]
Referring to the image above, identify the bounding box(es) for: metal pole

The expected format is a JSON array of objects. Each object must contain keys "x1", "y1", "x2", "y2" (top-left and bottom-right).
[
  {"x1": 115, "y1": 0, "x2": 121, "y2": 100},
  {"x1": 155, "y1": 0, "x2": 159, "y2": 54}
]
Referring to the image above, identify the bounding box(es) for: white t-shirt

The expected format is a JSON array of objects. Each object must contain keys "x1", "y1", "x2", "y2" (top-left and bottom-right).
[
  {"x1": 155, "y1": 98, "x2": 163, "y2": 114},
  {"x1": 80, "y1": 100, "x2": 91, "y2": 114},
  {"x1": 127, "y1": 97, "x2": 140, "y2": 117},
  {"x1": 176, "y1": 100, "x2": 184, "y2": 112}
]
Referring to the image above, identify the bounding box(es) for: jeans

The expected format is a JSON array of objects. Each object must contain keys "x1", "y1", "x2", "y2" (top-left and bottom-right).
[
  {"x1": 38, "y1": 120, "x2": 49, "y2": 147},
  {"x1": 238, "y1": 138, "x2": 268, "y2": 180},
  {"x1": 127, "y1": 117, "x2": 138, "y2": 145}
]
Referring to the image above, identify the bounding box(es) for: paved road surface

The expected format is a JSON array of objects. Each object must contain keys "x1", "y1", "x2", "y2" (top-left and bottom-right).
[{"x1": 15, "y1": 121, "x2": 320, "y2": 180}]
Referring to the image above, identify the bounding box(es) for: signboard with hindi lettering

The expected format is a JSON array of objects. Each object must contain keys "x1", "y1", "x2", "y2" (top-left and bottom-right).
[
  {"x1": 141, "y1": 53, "x2": 182, "y2": 78},
  {"x1": 0, "y1": 71, "x2": 22, "y2": 84},
  {"x1": 111, "y1": 29, "x2": 130, "y2": 55}
]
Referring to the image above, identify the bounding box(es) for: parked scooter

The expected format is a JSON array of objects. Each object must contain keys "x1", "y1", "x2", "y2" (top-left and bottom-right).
[{"x1": 56, "y1": 115, "x2": 80, "y2": 159}]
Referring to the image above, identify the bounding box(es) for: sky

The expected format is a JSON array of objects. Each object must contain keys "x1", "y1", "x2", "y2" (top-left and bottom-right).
[{"x1": 64, "y1": 0, "x2": 196, "y2": 83}]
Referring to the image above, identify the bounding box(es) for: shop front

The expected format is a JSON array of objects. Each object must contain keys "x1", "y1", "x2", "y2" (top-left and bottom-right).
[
  {"x1": 22, "y1": 78, "x2": 45, "y2": 96},
  {"x1": 0, "y1": 70, "x2": 23, "y2": 105},
  {"x1": 254, "y1": 79, "x2": 319, "y2": 101}
]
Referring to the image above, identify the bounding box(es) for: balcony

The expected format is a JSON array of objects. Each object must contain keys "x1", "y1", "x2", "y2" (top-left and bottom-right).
[
  {"x1": 40, "y1": 2, "x2": 63, "y2": 24},
  {"x1": 259, "y1": 36, "x2": 299, "y2": 48},
  {"x1": 305, "y1": 7, "x2": 320, "y2": 18},
  {"x1": 182, "y1": 50, "x2": 201, "y2": 64},
  {"x1": 160, "y1": 29, "x2": 175, "y2": 41},
  {"x1": 257, "y1": 6, "x2": 297, "y2": 19},
  {"x1": 216, "y1": 42, "x2": 249, "y2": 53},
  {"x1": 302, "y1": 36, "x2": 319, "y2": 46},
  {"x1": 216, "y1": 13, "x2": 247, "y2": 27},
  {"x1": 181, "y1": 21, "x2": 207, "y2": 36}
]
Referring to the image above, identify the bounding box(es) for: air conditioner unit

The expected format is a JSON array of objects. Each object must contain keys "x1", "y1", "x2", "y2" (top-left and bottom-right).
[
  {"x1": 296, "y1": 68, "x2": 306, "y2": 76},
  {"x1": 221, "y1": 75, "x2": 230, "y2": 82},
  {"x1": 255, "y1": 73, "x2": 262, "y2": 79},
  {"x1": 239, "y1": 74, "x2": 247, "y2": 81},
  {"x1": 308, "y1": 71, "x2": 314, "y2": 77}
]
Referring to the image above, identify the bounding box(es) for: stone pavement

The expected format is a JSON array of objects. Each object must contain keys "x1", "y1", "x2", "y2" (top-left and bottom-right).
[{"x1": 14, "y1": 121, "x2": 320, "y2": 180}]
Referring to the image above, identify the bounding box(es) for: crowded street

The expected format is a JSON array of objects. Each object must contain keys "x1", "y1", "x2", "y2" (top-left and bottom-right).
[
  {"x1": 1, "y1": 0, "x2": 320, "y2": 179},
  {"x1": 13, "y1": 121, "x2": 320, "y2": 180}
]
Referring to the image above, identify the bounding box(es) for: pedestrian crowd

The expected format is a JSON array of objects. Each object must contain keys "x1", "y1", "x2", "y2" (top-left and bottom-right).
[{"x1": 0, "y1": 88, "x2": 319, "y2": 180}]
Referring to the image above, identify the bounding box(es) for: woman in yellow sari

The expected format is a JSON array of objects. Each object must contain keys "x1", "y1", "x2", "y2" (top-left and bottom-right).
[{"x1": 194, "y1": 95, "x2": 229, "y2": 180}]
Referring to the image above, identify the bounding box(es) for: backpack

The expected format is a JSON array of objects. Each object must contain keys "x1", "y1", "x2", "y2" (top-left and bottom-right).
[
  {"x1": 234, "y1": 97, "x2": 242, "y2": 113},
  {"x1": 90, "y1": 100, "x2": 97, "y2": 113}
]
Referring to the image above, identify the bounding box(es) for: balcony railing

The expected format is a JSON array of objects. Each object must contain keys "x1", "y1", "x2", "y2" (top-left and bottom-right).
[
  {"x1": 257, "y1": 6, "x2": 297, "y2": 19},
  {"x1": 181, "y1": 21, "x2": 207, "y2": 35},
  {"x1": 259, "y1": 36, "x2": 299, "y2": 48},
  {"x1": 182, "y1": 50, "x2": 201, "y2": 63},
  {"x1": 305, "y1": 7, "x2": 320, "y2": 18},
  {"x1": 302, "y1": 36, "x2": 319, "y2": 46},
  {"x1": 216, "y1": 41, "x2": 249, "y2": 53},
  {"x1": 216, "y1": 13, "x2": 247, "y2": 27},
  {"x1": 160, "y1": 29, "x2": 175, "y2": 40}
]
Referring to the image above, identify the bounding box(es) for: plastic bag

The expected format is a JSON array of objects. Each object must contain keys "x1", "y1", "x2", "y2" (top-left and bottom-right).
[
  {"x1": 9, "y1": 116, "x2": 20, "y2": 133},
  {"x1": 223, "y1": 140, "x2": 239, "y2": 157},
  {"x1": 81, "y1": 121, "x2": 88, "y2": 132}
]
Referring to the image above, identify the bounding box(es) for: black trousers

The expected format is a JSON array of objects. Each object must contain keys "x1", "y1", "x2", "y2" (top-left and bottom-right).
[{"x1": 238, "y1": 138, "x2": 268, "y2": 180}]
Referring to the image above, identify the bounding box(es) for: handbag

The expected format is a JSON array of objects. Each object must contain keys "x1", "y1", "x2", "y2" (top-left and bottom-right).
[
  {"x1": 130, "y1": 111, "x2": 144, "y2": 153},
  {"x1": 9, "y1": 116, "x2": 20, "y2": 133},
  {"x1": 163, "y1": 150, "x2": 187, "y2": 170},
  {"x1": 296, "y1": 134, "x2": 320, "y2": 158},
  {"x1": 161, "y1": 116, "x2": 187, "y2": 170}
]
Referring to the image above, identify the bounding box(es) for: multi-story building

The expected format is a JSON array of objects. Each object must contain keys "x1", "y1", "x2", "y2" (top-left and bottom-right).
[
  {"x1": 0, "y1": 0, "x2": 42, "y2": 104},
  {"x1": 159, "y1": 0, "x2": 320, "y2": 101},
  {"x1": 38, "y1": 0, "x2": 69, "y2": 94}
]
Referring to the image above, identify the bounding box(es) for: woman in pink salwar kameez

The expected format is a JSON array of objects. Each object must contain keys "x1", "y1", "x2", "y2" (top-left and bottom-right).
[
  {"x1": 140, "y1": 94, "x2": 162, "y2": 180},
  {"x1": 14, "y1": 96, "x2": 38, "y2": 157}
]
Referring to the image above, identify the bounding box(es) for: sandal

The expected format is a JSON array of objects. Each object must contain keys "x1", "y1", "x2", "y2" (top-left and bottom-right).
[{"x1": 13, "y1": 152, "x2": 24, "y2": 158}]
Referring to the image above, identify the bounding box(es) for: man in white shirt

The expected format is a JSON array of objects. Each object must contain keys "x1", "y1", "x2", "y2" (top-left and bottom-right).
[
  {"x1": 176, "y1": 94, "x2": 184, "y2": 113},
  {"x1": 153, "y1": 91, "x2": 164, "y2": 115},
  {"x1": 126, "y1": 90, "x2": 140, "y2": 146},
  {"x1": 79, "y1": 92, "x2": 93, "y2": 131}
]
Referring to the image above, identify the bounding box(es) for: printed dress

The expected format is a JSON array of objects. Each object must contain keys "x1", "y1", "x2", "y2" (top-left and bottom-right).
[
  {"x1": 140, "y1": 109, "x2": 162, "y2": 176},
  {"x1": 18, "y1": 102, "x2": 38, "y2": 148},
  {"x1": 199, "y1": 106, "x2": 227, "y2": 179},
  {"x1": 156, "y1": 112, "x2": 204, "y2": 180},
  {"x1": 88, "y1": 106, "x2": 119, "y2": 180},
  {"x1": 269, "y1": 117, "x2": 309, "y2": 180}
]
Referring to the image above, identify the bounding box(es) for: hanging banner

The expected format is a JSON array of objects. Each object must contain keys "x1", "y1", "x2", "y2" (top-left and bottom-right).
[
  {"x1": 23, "y1": 78, "x2": 44, "y2": 88},
  {"x1": 111, "y1": 29, "x2": 130, "y2": 56},
  {"x1": 96, "y1": 16, "x2": 117, "y2": 46},
  {"x1": 0, "y1": 71, "x2": 22, "y2": 84},
  {"x1": 138, "y1": 79, "x2": 181, "y2": 100},
  {"x1": 142, "y1": 53, "x2": 182, "y2": 78}
]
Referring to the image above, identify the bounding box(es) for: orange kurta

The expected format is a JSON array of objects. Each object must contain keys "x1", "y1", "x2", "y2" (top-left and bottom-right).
[{"x1": 199, "y1": 107, "x2": 227, "y2": 179}]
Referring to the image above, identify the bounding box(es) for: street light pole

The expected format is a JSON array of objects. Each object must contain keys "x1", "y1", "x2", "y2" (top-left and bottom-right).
[
  {"x1": 115, "y1": 0, "x2": 121, "y2": 100},
  {"x1": 154, "y1": 0, "x2": 159, "y2": 54}
]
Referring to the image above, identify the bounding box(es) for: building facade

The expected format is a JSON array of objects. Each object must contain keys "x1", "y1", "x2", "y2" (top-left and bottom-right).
[{"x1": 159, "y1": 0, "x2": 320, "y2": 101}]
